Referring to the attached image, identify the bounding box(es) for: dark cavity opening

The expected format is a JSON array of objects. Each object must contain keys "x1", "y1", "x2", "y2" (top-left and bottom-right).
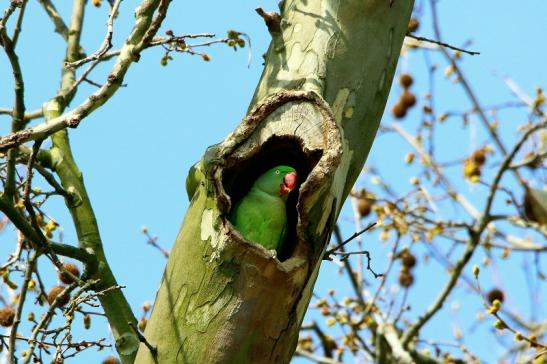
[{"x1": 223, "y1": 136, "x2": 322, "y2": 261}]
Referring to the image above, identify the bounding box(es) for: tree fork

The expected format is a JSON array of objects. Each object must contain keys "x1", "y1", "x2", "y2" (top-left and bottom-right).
[{"x1": 136, "y1": 1, "x2": 413, "y2": 363}]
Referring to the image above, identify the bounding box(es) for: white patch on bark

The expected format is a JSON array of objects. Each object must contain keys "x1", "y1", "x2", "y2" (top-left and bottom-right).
[
  {"x1": 200, "y1": 209, "x2": 229, "y2": 261},
  {"x1": 332, "y1": 88, "x2": 351, "y2": 123},
  {"x1": 200, "y1": 209, "x2": 214, "y2": 241}
]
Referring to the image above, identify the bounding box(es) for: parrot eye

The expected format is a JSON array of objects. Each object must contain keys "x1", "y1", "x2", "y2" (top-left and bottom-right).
[{"x1": 275, "y1": 170, "x2": 280, "y2": 175}]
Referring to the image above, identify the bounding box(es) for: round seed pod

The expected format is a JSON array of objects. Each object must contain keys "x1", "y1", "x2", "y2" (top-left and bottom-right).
[
  {"x1": 58, "y1": 263, "x2": 81, "y2": 285},
  {"x1": 102, "y1": 356, "x2": 121, "y2": 364},
  {"x1": 487, "y1": 288, "x2": 504, "y2": 304},
  {"x1": 471, "y1": 149, "x2": 487, "y2": 166},
  {"x1": 0, "y1": 306, "x2": 15, "y2": 327},
  {"x1": 398, "y1": 268, "x2": 414, "y2": 288},
  {"x1": 401, "y1": 91, "x2": 417, "y2": 108},
  {"x1": 401, "y1": 251, "x2": 417, "y2": 269},
  {"x1": 408, "y1": 17, "x2": 420, "y2": 32},
  {"x1": 47, "y1": 285, "x2": 70, "y2": 307},
  {"x1": 399, "y1": 73, "x2": 414, "y2": 88},
  {"x1": 392, "y1": 102, "x2": 407, "y2": 119},
  {"x1": 357, "y1": 198, "x2": 374, "y2": 218}
]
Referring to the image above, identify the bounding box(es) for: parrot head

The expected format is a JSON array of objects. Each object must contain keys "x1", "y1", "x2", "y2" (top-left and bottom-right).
[{"x1": 255, "y1": 165, "x2": 298, "y2": 199}]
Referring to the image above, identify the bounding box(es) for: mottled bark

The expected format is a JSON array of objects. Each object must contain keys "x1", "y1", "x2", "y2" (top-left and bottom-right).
[{"x1": 136, "y1": 1, "x2": 413, "y2": 363}]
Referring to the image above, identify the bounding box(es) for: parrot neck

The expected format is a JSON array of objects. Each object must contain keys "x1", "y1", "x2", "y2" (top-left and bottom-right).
[{"x1": 253, "y1": 184, "x2": 289, "y2": 201}]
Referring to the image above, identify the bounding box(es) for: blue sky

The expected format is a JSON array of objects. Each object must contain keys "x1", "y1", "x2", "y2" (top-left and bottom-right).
[{"x1": 0, "y1": 0, "x2": 545, "y2": 362}]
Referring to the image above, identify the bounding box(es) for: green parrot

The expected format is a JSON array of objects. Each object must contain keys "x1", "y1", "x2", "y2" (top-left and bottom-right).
[{"x1": 229, "y1": 165, "x2": 298, "y2": 254}]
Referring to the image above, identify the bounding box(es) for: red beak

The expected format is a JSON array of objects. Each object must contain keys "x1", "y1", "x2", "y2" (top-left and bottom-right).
[{"x1": 280, "y1": 172, "x2": 298, "y2": 195}]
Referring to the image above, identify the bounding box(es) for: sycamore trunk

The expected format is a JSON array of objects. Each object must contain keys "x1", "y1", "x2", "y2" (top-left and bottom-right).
[{"x1": 135, "y1": 1, "x2": 413, "y2": 363}]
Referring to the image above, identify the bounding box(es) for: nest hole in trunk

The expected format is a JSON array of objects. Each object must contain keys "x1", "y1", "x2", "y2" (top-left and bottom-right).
[{"x1": 222, "y1": 136, "x2": 322, "y2": 261}]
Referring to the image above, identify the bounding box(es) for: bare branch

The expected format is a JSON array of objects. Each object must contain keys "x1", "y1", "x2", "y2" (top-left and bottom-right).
[
  {"x1": 65, "y1": 0, "x2": 122, "y2": 69},
  {"x1": 23, "y1": 282, "x2": 86, "y2": 364},
  {"x1": 0, "y1": 0, "x2": 173, "y2": 152},
  {"x1": 0, "y1": 1, "x2": 18, "y2": 28},
  {"x1": 0, "y1": 12, "x2": 27, "y2": 200},
  {"x1": 294, "y1": 348, "x2": 342, "y2": 364},
  {"x1": 405, "y1": 33, "x2": 480, "y2": 56},
  {"x1": 142, "y1": 228, "x2": 169, "y2": 258},
  {"x1": 0, "y1": 108, "x2": 42, "y2": 120},
  {"x1": 333, "y1": 249, "x2": 383, "y2": 279},
  {"x1": 324, "y1": 222, "x2": 377, "y2": 258},
  {"x1": 389, "y1": 123, "x2": 481, "y2": 219},
  {"x1": 400, "y1": 119, "x2": 547, "y2": 347},
  {"x1": 129, "y1": 321, "x2": 157, "y2": 357},
  {"x1": 11, "y1": 0, "x2": 28, "y2": 46},
  {"x1": 8, "y1": 252, "x2": 37, "y2": 360},
  {"x1": 479, "y1": 121, "x2": 546, "y2": 230}
]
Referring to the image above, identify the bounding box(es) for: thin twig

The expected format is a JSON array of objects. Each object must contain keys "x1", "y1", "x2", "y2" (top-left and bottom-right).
[
  {"x1": 23, "y1": 140, "x2": 43, "y2": 209},
  {"x1": 82, "y1": 77, "x2": 103, "y2": 88},
  {"x1": 362, "y1": 233, "x2": 402, "y2": 321},
  {"x1": 429, "y1": 0, "x2": 521, "y2": 179},
  {"x1": 390, "y1": 123, "x2": 481, "y2": 219},
  {"x1": 0, "y1": 237, "x2": 24, "y2": 271},
  {"x1": 65, "y1": 0, "x2": 122, "y2": 69},
  {"x1": 406, "y1": 33, "x2": 480, "y2": 56},
  {"x1": 334, "y1": 250, "x2": 383, "y2": 279},
  {"x1": 480, "y1": 121, "x2": 546, "y2": 231},
  {"x1": 294, "y1": 348, "x2": 342, "y2": 364},
  {"x1": 129, "y1": 321, "x2": 157, "y2": 356},
  {"x1": 1, "y1": 1, "x2": 18, "y2": 28},
  {"x1": 301, "y1": 321, "x2": 334, "y2": 358},
  {"x1": 1, "y1": 16, "x2": 27, "y2": 200},
  {"x1": 333, "y1": 225, "x2": 366, "y2": 305},
  {"x1": 474, "y1": 274, "x2": 547, "y2": 351},
  {"x1": 143, "y1": 229, "x2": 169, "y2": 258},
  {"x1": 324, "y1": 222, "x2": 377, "y2": 258},
  {"x1": 65, "y1": 57, "x2": 103, "y2": 96},
  {"x1": 400, "y1": 119, "x2": 546, "y2": 347},
  {"x1": 9, "y1": 252, "x2": 38, "y2": 361},
  {"x1": 24, "y1": 161, "x2": 69, "y2": 198},
  {"x1": 0, "y1": 108, "x2": 43, "y2": 120},
  {"x1": 21, "y1": 141, "x2": 55, "y2": 274},
  {"x1": 500, "y1": 75, "x2": 544, "y2": 117},
  {"x1": 24, "y1": 283, "x2": 78, "y2": 364},
  {"x1": 0, "y1": 0, "x2": 173, "y2": 152},
  {"x1": 11, "y1": 0, "x2": 28, "y2": 47}
]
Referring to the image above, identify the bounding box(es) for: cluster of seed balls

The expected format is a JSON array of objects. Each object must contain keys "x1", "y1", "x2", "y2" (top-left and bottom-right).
[
  {"x1": 0, "y1": 263, "x2": 81, "y2": 328},
  {"x1": 398, "y1": 248, "x2": 417, "y2": 287},
  {"x1": 47, "y1": 263, "x2": 82, "y2": 305},
  {"x1": 463, "y1": 148, "x2": 487, "y2": 182},
  {"x1": 392, "y1": 74, "x2": 417, "y2": 119}
]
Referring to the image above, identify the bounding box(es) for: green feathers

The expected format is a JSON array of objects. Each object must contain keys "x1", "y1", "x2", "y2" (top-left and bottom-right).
[{"x1": 229, "y1": 166, "x2": 298, "y2": 254}]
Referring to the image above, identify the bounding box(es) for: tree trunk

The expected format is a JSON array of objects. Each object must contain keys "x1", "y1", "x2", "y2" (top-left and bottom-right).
[{"x1": 135, "y1": 1, "x2": 413, "y2": 363}]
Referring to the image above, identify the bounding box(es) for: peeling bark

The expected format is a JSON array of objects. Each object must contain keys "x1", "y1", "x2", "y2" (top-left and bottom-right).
[{"x1": 136, "y1": 1, "x2": 413, "y2": 363}]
